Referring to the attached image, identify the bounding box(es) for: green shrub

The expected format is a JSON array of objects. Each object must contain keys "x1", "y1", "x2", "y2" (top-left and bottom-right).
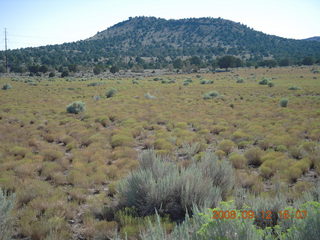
[
  {"x1": 0, "y1": 189, "x2": 15, "y2": 240},
  {"x1": 245, "y1": 147, "x2": 264, "y2": 167},
  {"x1": 183, "y1": 79, "x2": 193, "y2": 86},
  {"x1": 279, "y1": 98, "x2": 288, "y2": 107},
  {"x1": 236, "y1": 78, "x2": 244, "y2": 83},
  {"x1": 260, "y1": 165, "x2": 273, "y2": 179},
  {"x1": 218, "y1": 140, "x2": 235, "y2": 155},
  {"x1": 2, "y1": 84, "x2": 12, "y2": 90},
  {"x1": 259, "y1": 78, "x2": 269, "y2": 85},
  {"x1": 144, "y1": 93, "x2": 156, "y2": 99},
  {"x1": 66, "y1": 101, "x2": 85, "y2": 114},
  {"x1": 229, "y1": 153, "x2": 246, "y2": 169},
  {"x1": 288, "y1": 86, "x2": 301, "y2": 90},
  {"x1": 111, "y1": 134, "x2": 134, "y2": 148},
  {"x1": 87, "y1": 82, "x2": 104, "y2": 87},
  {"x1": 203, "y1": 91, "x2": 219, "y2": 100},
  {"x1": 132, "y1": 80, "x2": 139, "y2": 84},
  {"x1": 200, "y1": 80, "x2": 214, "y2": 84},
  {"x1": 106, "y1": 88, "x2": 117, "y2": 98},
  {"x1": 118, "y1": 150, "x2": 234, "y2": 221},
  {"x1": 268, "y1": 82, "x2": 275, "y2": 87}
]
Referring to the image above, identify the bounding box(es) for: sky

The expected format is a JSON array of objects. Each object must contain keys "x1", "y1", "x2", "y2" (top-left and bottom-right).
[{"x1": 0, "y1": 0, "x2": 319, "y2": 50}]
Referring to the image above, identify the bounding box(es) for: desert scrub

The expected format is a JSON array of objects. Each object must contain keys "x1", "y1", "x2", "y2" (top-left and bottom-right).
[
  {"x1": 111, "y1": 134, "x2": 134, "y2": 148},
  {"x1": 203, "y1": 91, "x2": 219, "y2": 99},
  {"x1": 218, "y1": 140, "x2": 236, "y2": 155},
  {"x1": 118, "y1": 150, "x2": 234, "y2": 221},
  {"x1": 288, "y1": 86, "x2": 301, "y2": 90},
  {"x1": 279, "y1": 98, "x2": 288, "y2": 107},
  {"x1": 1, "y1": 83, "x2": 12, "y2": 90},
  {"x1": 259, "y1": 78, "x2": 269, "y2": 85},
  {"x1": 200, "y1": 79, "x2": 214, "y2": 84},
  {"x1": 268, "y1": 82, "x2": 275, "y2": 87},
  {"x1": 144, "y1": 92, "x2": 156, "y2": 99},
  {"x1": 229, "y1": 153, "x2": 246, "y2": 169},
  {"x1": 106, "y1": 88, "x2": 117, "y2": 98},
  {"x1": 236, "y1": 78, "x2": 244, "y2": 83},
  {"x1": 0, "y1": 189, "x2": 15, "y2": 240},
  {"x1": 66, "y1": 101, "x2": 85, "y2": 114},
  {"x1": 245, "y1": 147, "x2": 264, "y2": 167}
]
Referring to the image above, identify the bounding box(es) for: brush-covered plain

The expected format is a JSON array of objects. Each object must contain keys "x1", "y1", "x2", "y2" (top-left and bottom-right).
[{"x1": 0, "y1": 66, "x2": 320, "y2": 240}]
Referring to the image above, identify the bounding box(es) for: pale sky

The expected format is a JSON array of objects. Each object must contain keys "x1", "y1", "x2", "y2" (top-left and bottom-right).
[{"x1": 0, "y1": 0, "x2": 319, "y2": 50}]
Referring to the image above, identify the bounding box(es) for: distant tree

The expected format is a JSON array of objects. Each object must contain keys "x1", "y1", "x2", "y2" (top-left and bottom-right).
[
  {"x1": 49, "y1": 72, "x2": 55, "y2": 78},
  {"x1": 68, "y1": 64, "x2": 78, "y2": 72},
  {"x1": 39, "y1": 65, "x2": 48, "y2": 73},
  {"x1": 173, "y1": 58, "x2": 183, "y2": 69},
  {"x1": 218, "y1": 55, "x2": 241, "y2": 71},
  {"x1": 190, "y1": 56, "x2": 202, "y2": 66},
  {"x1": 110, "y1": 66, "x2": 120, "y2": 74},
  {"x1": 135, "y1": 57, "x2": 145, "y2": 65},
  {"x1": 0, "y1": 65, "x2": 5, "y2": 73},
  {"x1": 279, "y1": 58, "x2": 290, "y2": 67},
  {"x1": 302, "y1": 56, "x2": 314, "y2": 65},
  {"x1": 10, "y1": 65, "x2": 26, "y2": 73},
  {"x1": 28, "y1": 65, "x2": 40, "y2": 74},
  {"x1": 93, "y1": 66, "x2": 102, "y2": 75},
  {"x1": 259, "y1": 60, "x2": 277, "y2": 68},
  {"x1": 61, "y1": 70, "x2": 69, "y2": 78}
]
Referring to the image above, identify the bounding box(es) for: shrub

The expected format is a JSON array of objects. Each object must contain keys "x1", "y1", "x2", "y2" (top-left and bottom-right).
[
  {"x1": 259, "y1": 78, "x2": 269, "y2": 85},
  {"x1": 87, "y1": 82, "x2": 104, "y2": 87},
  {"x1": 0, "y1": 189, "x2": 15, "y2": 240},
  {"x1": 288, "y1": 86, "x2": 301, "y2": 90},
  {"x1": 48, "y1": 72, "x2": 55, "y2": 78},
  {"x1": 260, "y1": 165, "x2": 273, "y2": 179},
  {"x1": 245, "y1": 147, "x2": 264, "y2": 167},
  {"x1": 106, "y1": 88, "x2": 117, "y2": 98},
  {"x1": 268, "y1": 82, "x2": 275, "y2": 87},
  {"x1": 236, "y1": 78, "x2": 244, "y2": 83},
  {"x1": 200, "y1": 80, "x2": 214, "y2": 84},
  {"x1": 287, "y1": 166, "x2": 303, "y2": 183},
  {"x1": 218, "y1": 140, "x2": 235, "y2": 155},
  {"x1": 2, "y1": 83, "x2": 12, "y2": 90},
  {"x1": 118, "y1": 150, "x2": 234, "y2": 221},
  {"x1": 144, "y1": 93, "x2": 156, "y2": 99},
  {"x1": 42, "y1": 149, "x2": 63, "y2": 161},
  {"x1": 279, "y1": 98, "x2": 288, "y2": 107},
  {"x1": 203, "y1": 91, "x2": 219, "y2": 99},
  {"x1": 111, "y1": 134, "x2": 134, "y2": 148},
  {"x1": 66, "y1": 101, "x2": 85, "y2": 114},
  {"x1": 229, "y1": 153, "x2": 246, "y2": 169}
]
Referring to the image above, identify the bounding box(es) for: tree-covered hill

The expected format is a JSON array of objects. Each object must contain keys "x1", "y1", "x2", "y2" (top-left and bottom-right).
[{"x1": 1, "y1": 16, "x2": 320, "y2": 73}]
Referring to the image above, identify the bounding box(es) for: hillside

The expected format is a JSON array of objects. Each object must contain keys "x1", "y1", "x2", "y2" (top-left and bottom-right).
[
  {"x1": 1, "y1": 16, "x2": 320, "y2": 72},
  {"x1": 304, "y1": 36, "x2": 320, "y2": 42}
]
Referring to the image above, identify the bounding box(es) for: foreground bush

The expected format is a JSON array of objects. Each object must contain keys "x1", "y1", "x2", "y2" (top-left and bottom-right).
[
  {"x1": 118, "y1": 150, "x2": 234, "y2": 221},
  {"x1": 203, "y1": 91, "x2": 219, "y2": 99},
  {"x1": 106, "y1": 88, "x2": 117, "y2": 98},
  {"x1": 1, "y1": 83, "x2": 12, "y2": 90},
  {"x1": 279, "y1": 98, "x2": 288, "y2": 107},
  {"x1": 66, "y1": 101, "x2": 85, "y2": 114},
  {"x1": 0, "y1": 189, "x2": 15, "y2": 240},
  {"x1": 140, "y1": 187, "x2": 320, "y2": 240}
]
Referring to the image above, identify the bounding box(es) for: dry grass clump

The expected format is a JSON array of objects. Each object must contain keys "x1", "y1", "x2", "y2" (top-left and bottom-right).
[{"x1": 245, "y1": 147, "x2": 264, "y2": 167}]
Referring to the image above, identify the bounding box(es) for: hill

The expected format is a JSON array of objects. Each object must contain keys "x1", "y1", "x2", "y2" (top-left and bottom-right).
[
  {"x1": 1, "y1": 16, "x2": 320, "y2": 73},
  {"x1": 304, "y1": 36, "x2": 320, "y2": 42}
]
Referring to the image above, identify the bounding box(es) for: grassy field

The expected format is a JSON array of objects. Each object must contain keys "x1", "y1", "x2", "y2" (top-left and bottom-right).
[{"x1": 0, "y1": 66, "x2": 320, "y2": 239}]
